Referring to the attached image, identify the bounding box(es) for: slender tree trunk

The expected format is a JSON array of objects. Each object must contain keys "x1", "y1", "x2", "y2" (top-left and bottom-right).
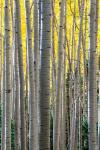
[
  {"x1": 1, "y1": 2, "x2": 5, "y2": 149},
  {"x1": 51, "y1": 0, "x2": 57, "y2": 149},
  {"x1": 60, "y1": 2, "x2": 67, "y2": 148},
  {"x1": 96, "y1": 1, "x2": 99, "y2": 147},
  {"x1": 0, "y1": 8, "x2": 2, "y2": 147},
  {"x1": 66, "y1": 73, "x2": 70, "y2": 149},
  {"x1": 98, "y1": 73, "x2": 100, "y2": 149},
  {"x1": 82, "y1": 1, "x2": 88, "y2": 117},
  {"x1": 88, "y1": 0, "x2": 97, "y2": 149},
  {"x1": 39, "y1": 0, "x2": 51, "y2": 149},
  {"x1": 25, "y1": 0, "x2": 39, "y2": 149},
  {"x1": 0, "y1": 1, "x2": 2, "y2": 105},
  {"x1": 34, "y1": 0, "x2": 40, "y2": 147},
  {"x1": 10, "y1": 0, "x2": 14, "y2": 121},
  {"x1": 69, "y1": 1, "x2": 76, "y2": 149},
  {"x1": 54, "y1": 0, "x2": 65, "y2": 150},
  {"x1": 1, "y1": 35, "x2": 6, "y2": 150},
  {"x1": 76, "y1": 1, "x2": 84, "y2": 149},
  {"x1": 60, "y1": 52, "x2": 66, "y2": 150},
  {"x1": 14, "y1": 46, "x2": 20, "y2": 150},
  {"x1": 25, "y1": 44, "x2": 29, "y2": 150},
  {"x1": 14, "y1": 0, "x2": 26, "y2": 149},
  {"x1": 4, "y1": 0, "x2": 11, "y2": 149},
  {"x1": 14, "y1": 6, "x2": 20, "y2": 149},
  {"x1": 73, "y1": 1, "x2": 84, "y2": 150}
]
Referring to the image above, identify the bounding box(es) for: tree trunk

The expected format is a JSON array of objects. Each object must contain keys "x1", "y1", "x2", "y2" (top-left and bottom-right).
[
  {"x1": 0, "y1": 1, "x2": 2, "y2": 105},
  {"x1": 39, "y1": 0, "x2": 51, "y2": 149},
  {"x1": 1, "y1": 33, "x2": 6, "y2": 150},
  {"x1": 34, "y1": 0, "x2": 40, "y2": 147},
  {"x1": 53, "y1": 0, "x2": 65, "y2": 150},
  {"x1": 76, "y1": 1, "x2": 84, "y2": 149},
  {"x1": 60, "y1": 2, "x2": 67, "y2": 149},
  {"x1": 25, "y1": 0, "x2": 39, "y2": 149},
  {"x1": 14, "y1": 6, "x2": 20, "y2": 149},
  {"x1": 4, "y1": 0, "x2": 11, "y2": 149},
  {"x1": 88, "y1": 0, "x2": 97, "y2": 149},
  {"x1": 14, "y1": 0, "x2": 26, "y2": 149}
]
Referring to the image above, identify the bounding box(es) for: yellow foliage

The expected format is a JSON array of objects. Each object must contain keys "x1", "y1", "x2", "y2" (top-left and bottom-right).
[{"x1": 0, "y1": 0, "x2": 100, "y2": 75}]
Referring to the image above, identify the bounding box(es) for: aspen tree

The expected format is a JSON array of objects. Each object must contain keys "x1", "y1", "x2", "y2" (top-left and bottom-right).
[
  {"x1": 69, "y1": 1, "x2": 76, "y2": 149},
  {"x1": 34, "y1": 0, "x2": 40, "y2": 147},
  {"x1": 25, "y1": 0, "x2": 39, "y2": 149},
  {"x1": 0, "y1": 0, "x2": 2, "y2": 105},
  {"x1": 1, "y1": 1, "x2": 6, "y2": 149},
  {"x1": 14, "y1": 5, "x2": 20, "y2": 150},
  {"x1": 40, "y1": 0, "x2": 51, "y2": 149},
  {"x1": 82, "y1": 0, "x2": 88, "y2": 117},
  {"x1": 14, "y1": 0, "x2": 26, "y2": 149},
  {"x1": 53, "y1": 0, "x2": 65, "y2": 149},
  {"x1": 1, "y1": 34, "x2": 6, "y2": 150},
  {"x1": 88, "y1": 0, "x2": 97, "y2": 149},
  {"x1": 75, "y1": 1, "x2": 84, "y2": 149},
  {"x1": 60, "y1": 1, "x2": 66, "y2": 149},
  {"x1": 51, "y1": 0, "x2": 57, "y2": 149},
  {"x1": 4, "y1": 0, "x2": 12, "y2": 149}
]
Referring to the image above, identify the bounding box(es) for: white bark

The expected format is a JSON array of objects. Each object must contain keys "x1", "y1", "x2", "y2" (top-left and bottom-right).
[
  {"x1": 34, "y1": 0, "x2": 40, "y2": 147},
  {"x1": 4, "y1": 0, "x2": 11, "y2": 149},
  {"x1": 14, "y1": 0, "x2": 26, "y2": 149},
  {"x1": 39, "y1": 0, "x2": 51, "y2": 149},
  {"x1": 14, "y1": 5, "x2": 20, "y2": 149},
  {"x1": 25, "y1": 0, "x2": 39, "y2": 149},
  {"x1": 53, "y1": 0, "x2": 65, "y2": 150},
  {"x1": 88, "y1": 0, "x2": 97, "y2": 149},
  {"x1": 1, "y1": 37, "x2": 6, "y2": 150}
]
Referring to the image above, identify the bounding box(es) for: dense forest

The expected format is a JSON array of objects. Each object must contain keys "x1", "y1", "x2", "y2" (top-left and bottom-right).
[{"x1": 0, "y1": 0, "x2": 99, "y2": 150}]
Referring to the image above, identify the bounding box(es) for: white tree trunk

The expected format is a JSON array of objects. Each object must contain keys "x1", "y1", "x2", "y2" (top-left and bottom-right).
[
  {"x1": 4, "y1": 0, "x2": 11, "y2": 149},
  {"x1": 88, "y1": 0, "x2": 97, "y2": 149},
  {"x1": 34, "y1": 0, "x2": 40, "y2": 147},
  {"x1": 39, "y1": 0, "x2": 51, "y2": 149},
  {"x1": 14, "y1": 6, "x2": 20, "y2": 149},
  {"x1": 1, "y1": 36, "x2": 6, "y2": 150},
  {"x1": 25, "y1": 0, "x2": 39, "y2": 149},
  {"x1": 53, "y1": 0, "x2": 65, "y2": 149},
  {"x1": 14, "y1": 0, "x2": 26, "y2": 149}
]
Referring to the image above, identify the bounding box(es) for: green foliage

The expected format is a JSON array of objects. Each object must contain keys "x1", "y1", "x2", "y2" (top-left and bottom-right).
[
  {"x1": 82, "y1": 117, "x2": 88, "y2": 150},
  {"x1": 11, "y1": 120, "x2": 15, "y2": 150},
  {"x1": 0, "y1": 104, "x2": 15, "y2": 149}
]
